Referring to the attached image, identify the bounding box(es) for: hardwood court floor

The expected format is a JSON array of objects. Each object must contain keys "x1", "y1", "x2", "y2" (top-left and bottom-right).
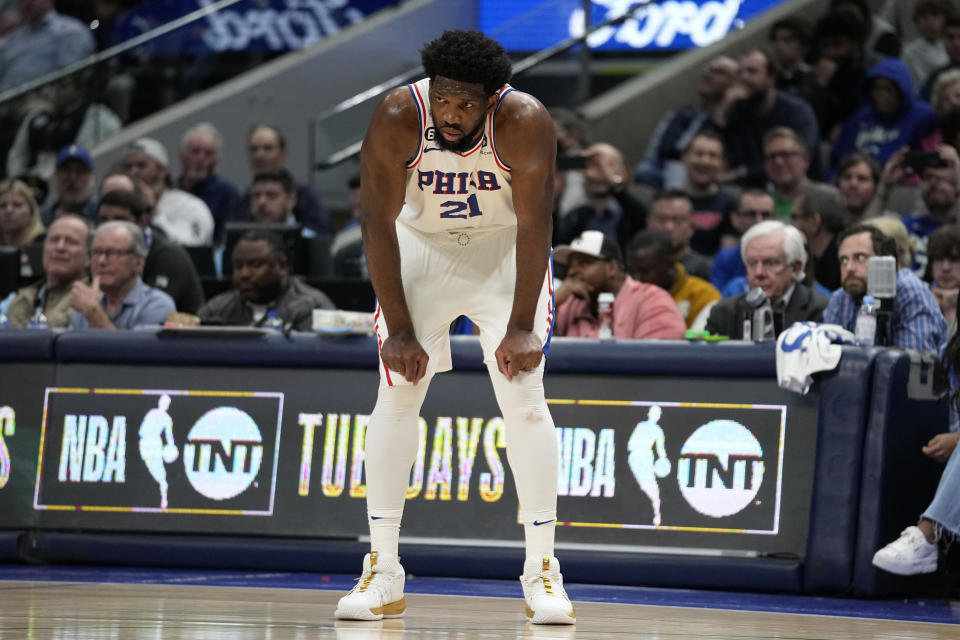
[{"x1": 0, "y1": 569, "x2": 957, "y2": 639}]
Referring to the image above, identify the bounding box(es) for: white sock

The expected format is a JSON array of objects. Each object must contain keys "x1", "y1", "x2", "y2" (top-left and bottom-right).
[
  {"x1": 486, "y1": 363, "x2": 559, "y2": 564},
  {"x1": 364, "y1": 379, "x2": 431, "y2": 562},
  {"x1": 368, "y1": 509, "x2": 403, "y2": 558},
  {"x1": 523, "y1": 509, "x2": 557, "y2": 562}
]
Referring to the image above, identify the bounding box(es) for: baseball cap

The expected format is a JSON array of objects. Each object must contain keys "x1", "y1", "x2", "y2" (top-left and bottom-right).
[
  {"x1": 125, "y1": 137, "x2": 169, "y2": 168},
  {"x1": 56, "y1": 145, "x2": 93, "y2": 170},
  {"x1": 554, "y1": 230, "x2": 623, "y2": 264}
]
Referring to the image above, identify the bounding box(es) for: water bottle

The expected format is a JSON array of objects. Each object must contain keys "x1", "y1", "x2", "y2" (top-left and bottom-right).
[
  {"x1": 263, "y1": 311, "x2": 284, "y2": 333},
  {"x1": 28, "y1": 311, "x2": 48, "y2": 329},
  {"x1": 597, "y1": 292, "x2": 614, "y2": 340},
  {"x1": 855, "y1": 295, "x2": 877, "y2": 346}
]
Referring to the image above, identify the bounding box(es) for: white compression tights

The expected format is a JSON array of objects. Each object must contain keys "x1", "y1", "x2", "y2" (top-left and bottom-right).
[{"x1": 364, "y1": 365, "x2": 559, "y2": 560}]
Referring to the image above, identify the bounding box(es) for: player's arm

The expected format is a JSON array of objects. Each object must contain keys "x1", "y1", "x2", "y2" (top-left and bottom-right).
[
  {"x1": 493, "y1": 92, "x2": 557, "y2": 380},
  {"x1": 655, "y1": 429, "x2": 667, "y2": 460},
  {"x1": 359, "y1": 87, "x2": 429, "y2": 383}
]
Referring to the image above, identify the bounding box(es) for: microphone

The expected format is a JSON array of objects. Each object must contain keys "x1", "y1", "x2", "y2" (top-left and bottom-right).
[{"x1": 867, "y1": 256, "x2": 897, "y2": 347}]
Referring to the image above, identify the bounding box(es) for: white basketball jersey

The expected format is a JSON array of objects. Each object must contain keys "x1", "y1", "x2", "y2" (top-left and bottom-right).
[{"x1": 398, "y1": 78, "x2": 516, "y2": 235}]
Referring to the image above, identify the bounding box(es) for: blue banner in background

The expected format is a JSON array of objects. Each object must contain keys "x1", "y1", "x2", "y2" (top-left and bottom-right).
[
  {"x1": 110, "y1": 0, "x2": 399, "y2": 55},
  {"x1": 479, "y1": 0, "x2": 789, "y2": 52}
]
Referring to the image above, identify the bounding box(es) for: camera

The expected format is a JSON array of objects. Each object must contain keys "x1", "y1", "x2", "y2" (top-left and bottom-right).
[{"x1": 903, "y1": 150, "x2": 948, "y2": 174}]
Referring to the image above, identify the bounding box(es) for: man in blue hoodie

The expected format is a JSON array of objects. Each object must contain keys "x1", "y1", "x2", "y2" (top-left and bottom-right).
[{"x1": 830, "y1": 57, "x2": 939, "y2": 175}]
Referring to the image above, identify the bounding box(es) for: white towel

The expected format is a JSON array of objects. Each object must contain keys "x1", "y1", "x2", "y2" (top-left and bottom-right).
[{"x1": 776, "y1": 322, "x2": 856, "y2": 395}]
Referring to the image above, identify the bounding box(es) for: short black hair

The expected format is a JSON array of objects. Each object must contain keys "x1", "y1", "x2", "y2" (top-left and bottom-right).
[
  {"x1": 421, "y1": 30, "x2": 512, "y2": 96},
  {"x1": 99, "y1": 188, "x2": 145, "y2": 218},
  {"x1": 816, "y1": 9, "x2": 867, "y2": 45},
  {"x1": 838, "y1": 223, "x2": 898, "y2": 258},
  {"x1": 928, "y1": 223, "x2": 960, "y2": 261},
  {"x1": 684, "y1": 129, "x2": 725, "y2": 154},
  {"x1": 915, "y1": 0, "x2": 953, "y2": 20},
  {"x1": 653, "y1": 188, "x2": 693, "y2": 207},
  {"x1": 768, "y1": 16, "x2": 813, "y2": 47},
  {"x1": 248, "y1": 124, "x2": 286, "y2": 151},
  {"x1": 627, "y1": 229, "x2": 674, "y2": 261},
  {"x1": 836, "y1": 151, "x2": 880, "y2": 184},
  {"x1": 252, "y1": 168, "x2": 295, "y2": 194},
  {"x1": 830, "y1": 0, "x2": 872, "y2": 22},
  {"x1": 236, "y1": 230, "x2": 288, "y2": 264},
  {"x1": 741, "y1": 48, "x2": 776, "y2": 76}
]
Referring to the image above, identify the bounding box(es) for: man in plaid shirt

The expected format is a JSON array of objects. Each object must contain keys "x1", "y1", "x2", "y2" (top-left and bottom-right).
[{"x1": 824, "y1": 224, "x2": 946, "y2": 352}]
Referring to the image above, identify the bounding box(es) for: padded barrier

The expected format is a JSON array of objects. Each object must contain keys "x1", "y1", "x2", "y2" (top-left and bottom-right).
[
  {"x1": 545, "y1": 338, "x2": 777, "y2": 376},
  {"x1": 0, "y1": 531, "x2": 21, "y2": 562},
  {"x1": 802, "y1": 347, "x2": 878, "y2": 593},
  {"x1": 0, "y1": 329, "x2": 55, "y2": 361},
  {"x1": 852, "y1": 350, "x2": 949, "y2": 596},
  {"x1": 54, "y1": 330, "x2": 382, "y2": 368},
  {"x1": 19, "y1": 531, "x2": 802, "y2": 591}
]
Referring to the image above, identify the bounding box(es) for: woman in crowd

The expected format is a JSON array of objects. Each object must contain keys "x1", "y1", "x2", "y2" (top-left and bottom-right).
[{"x1": 0, "y1": 178, "x2": 46, "y2": 280}]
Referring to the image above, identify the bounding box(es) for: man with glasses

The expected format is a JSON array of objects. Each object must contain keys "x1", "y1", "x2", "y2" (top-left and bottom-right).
[
  {"x1": 68, "y1": 221, "x2": 175, "y2": 330},
  {"x1": 645, "y1": 190, "x2": 712, "y2": 280},
  {"x1": 705, "y1": 220, "x2": 828, "y2": 339},
  {"x1": 763, "y1": 127, "x2": 812, "y2": 220},
  {"x1": 710, "y1": 189, "x2": 776, "y2": 295},
  {"x1": 824, "y1": 224, "x2": 945, "y2": 352}
]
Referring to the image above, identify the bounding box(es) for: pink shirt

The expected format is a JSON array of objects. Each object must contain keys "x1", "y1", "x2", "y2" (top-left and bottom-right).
[{"x1": 556, "y1": 276, "x2": 687, "y2": 339}]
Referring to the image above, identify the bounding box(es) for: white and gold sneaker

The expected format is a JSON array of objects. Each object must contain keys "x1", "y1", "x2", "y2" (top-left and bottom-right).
[
  {"x1": 334, "y1": 552, "x2": 406, "y2": 621},
  {"x1": 520, "y1": 555, "x2": 576, "y2": 625}
]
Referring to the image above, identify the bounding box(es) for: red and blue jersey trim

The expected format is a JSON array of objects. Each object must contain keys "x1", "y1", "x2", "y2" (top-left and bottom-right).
[
  {"x1": 373, "y1": 302, "x2": 394, "y2": 386},
  {"x1": 490, "y1": 84, "x2": 515, "y2": 173},
  {"x1": 406, "y1": 82, "x2": 427, "y2": 168},
  {"x1": 542, "y1": 249, "x2": 555, "y2": 358}
]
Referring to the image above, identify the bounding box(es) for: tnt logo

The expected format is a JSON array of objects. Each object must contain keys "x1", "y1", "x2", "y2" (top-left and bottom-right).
[
  {"x1": 677, "y1": 419, "x2": 764, "y2": 518},
  {"x1": 183, "y1": 407, "x2": 263, "y2": 501}
]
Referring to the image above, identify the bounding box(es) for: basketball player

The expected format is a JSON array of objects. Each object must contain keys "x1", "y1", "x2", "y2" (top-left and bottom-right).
[
  {"x1": 627, "y1": 406, "x2": 670, "y2": 526},
  {"x1": 334, "y1": 30, "x2": 574, "y2": 625},
  {"x1": 138, "y1": 394, "x2": 177, "y2": 510}
]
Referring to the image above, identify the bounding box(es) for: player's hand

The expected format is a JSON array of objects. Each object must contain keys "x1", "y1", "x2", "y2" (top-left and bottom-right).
[
  {"x1": 70, "y1": 276, "x2": 101, "y2": 316},
  {"x1": 381, "y1": 327, "x2": 429, "y2": 384},
  {"x1": 554, "y1": 277, "x2": 592, "y2": 308},
  {"x1": 495, "y1": 326, "x2": 543, "y2": 381},
  {"x1": 922, "y1": 431, "x2": 960, "y2": 464}
]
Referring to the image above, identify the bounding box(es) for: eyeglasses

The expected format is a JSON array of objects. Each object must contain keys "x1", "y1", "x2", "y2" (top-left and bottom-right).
[
  {"x1": 91, "y1": 248, "x2": 135, "y2": 260},
  {"x1": 838, "y1": 253, "x2": 871, "y2": 267},
  {"x1": 735, "y1": 209, "x2": 774, "y2": 219}
]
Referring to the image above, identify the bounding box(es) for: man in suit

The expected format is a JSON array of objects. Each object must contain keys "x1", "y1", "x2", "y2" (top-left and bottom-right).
[{"x1": 705, "y1": 220, "x2": 829, "y2": 338}]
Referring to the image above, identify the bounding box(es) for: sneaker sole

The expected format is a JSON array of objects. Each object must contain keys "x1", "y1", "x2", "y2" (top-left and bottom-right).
[
  {"x1": 525, "y1": 604, "x2": 576, "y2": 625},
  {"x1": 872, "y1": 556, "x2": 938, "y2": 576},
  {"x1": 335, "y1": 597, "x2": 406, "y2": 621}
]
